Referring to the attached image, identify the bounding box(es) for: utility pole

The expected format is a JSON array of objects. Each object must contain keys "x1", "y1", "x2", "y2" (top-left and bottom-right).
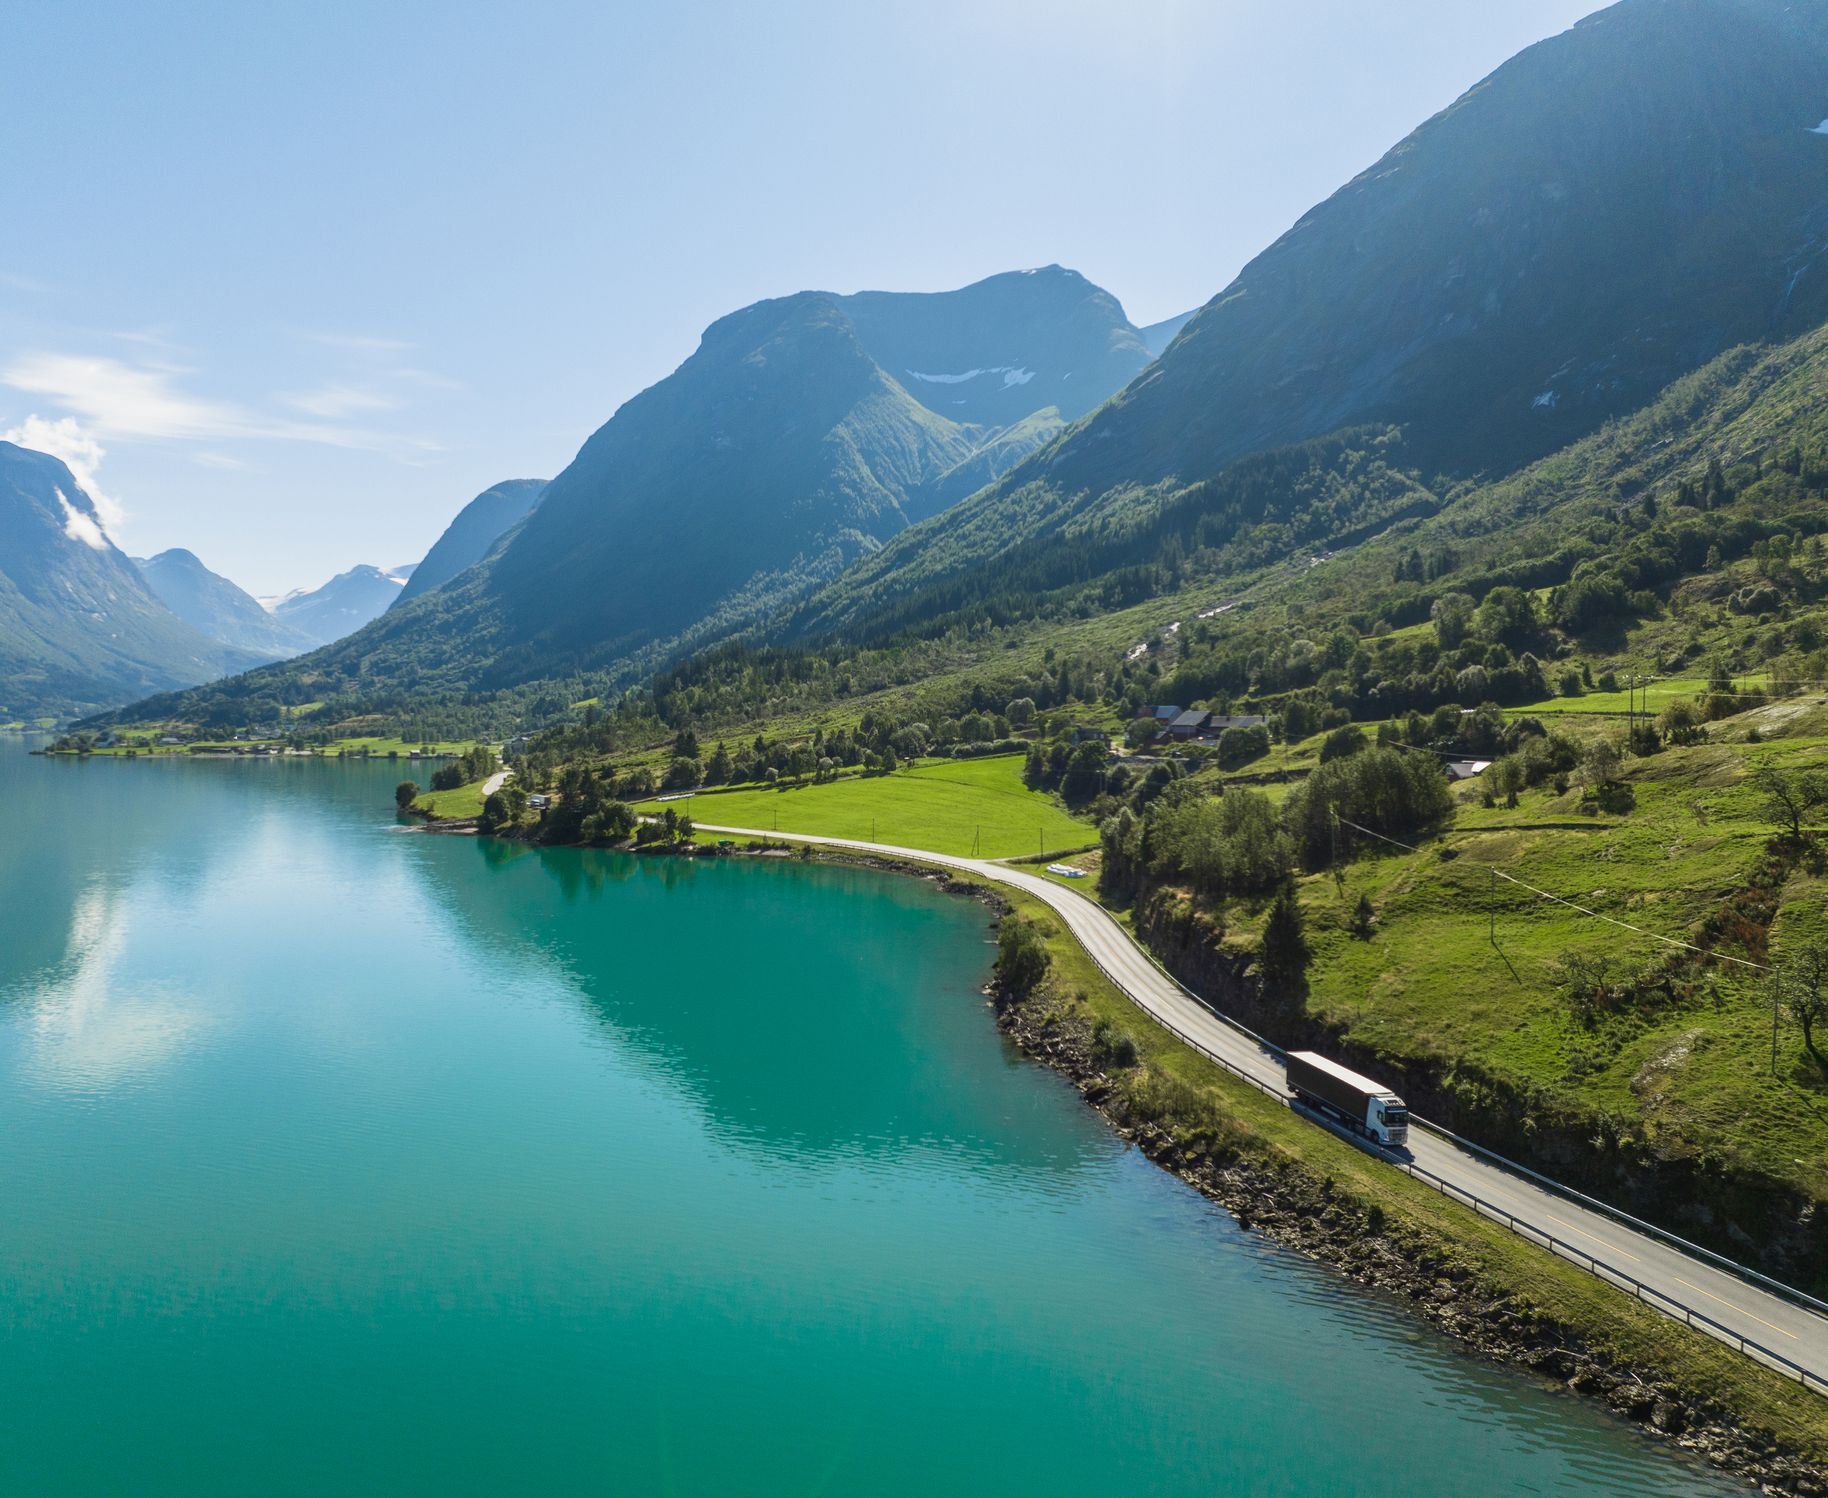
[
  {"x1": 1489, "y1": 866, "x2": 1497, "y2": 949},
  {"x1": 1773, "y1": 971, "x2": 1784, "y2": 1076}
]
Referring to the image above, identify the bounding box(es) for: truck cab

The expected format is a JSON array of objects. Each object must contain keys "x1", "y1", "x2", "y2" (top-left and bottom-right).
[{"x1": 1371, "y1": 1096, "x2": 1408, "y2": 1149}]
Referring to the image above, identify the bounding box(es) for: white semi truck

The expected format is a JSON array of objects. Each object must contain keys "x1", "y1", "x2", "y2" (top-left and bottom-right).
[{"x1": 1286, "y1": 1050, "x2": 1409, "y2": 1149}]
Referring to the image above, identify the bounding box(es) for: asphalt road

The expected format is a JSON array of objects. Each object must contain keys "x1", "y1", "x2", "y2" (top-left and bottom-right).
[{"x1": 696, "y1": 820, "x2": 1828, "y2": 1390}]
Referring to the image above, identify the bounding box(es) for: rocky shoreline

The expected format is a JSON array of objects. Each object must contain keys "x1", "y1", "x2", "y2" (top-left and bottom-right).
[{"x1": 987, "y1": 972, "x2": 1825, "y2": 1494}]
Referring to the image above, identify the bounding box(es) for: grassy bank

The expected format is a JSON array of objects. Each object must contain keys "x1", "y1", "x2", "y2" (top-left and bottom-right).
[
  {"x1": 412, "y1": 780, "x2": 492, "y2": 820},
  {"x1": 979, "y1": 877, "x2": 1828, "y2": 1477}
]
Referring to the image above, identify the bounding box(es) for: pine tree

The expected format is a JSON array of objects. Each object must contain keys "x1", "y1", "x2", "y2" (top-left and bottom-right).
[{"x1": 1260, "y1": 885, "x2": 1311, "y2": 986}]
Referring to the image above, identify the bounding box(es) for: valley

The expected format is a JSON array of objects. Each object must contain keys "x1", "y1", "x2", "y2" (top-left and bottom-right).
[{"x1": 14, "y1": 0, "x2": 1828, "y2": 1489}]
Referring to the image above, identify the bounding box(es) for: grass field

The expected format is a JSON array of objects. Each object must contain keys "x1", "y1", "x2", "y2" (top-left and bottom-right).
[
  {"x1": 1510, "y1": 673, "x2": 1791, "y2": 717},
  {"x1": 670, "y1": 754, "x2": 1093, "y2": 858},
  {"x1": 412, "y1": 780, "x2": 491, "y2": 819}
]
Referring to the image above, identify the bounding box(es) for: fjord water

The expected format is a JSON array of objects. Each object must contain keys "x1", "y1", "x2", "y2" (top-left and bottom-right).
[{"x1": 0, "y1": 746, "x2": 1730, "y2": 1496}]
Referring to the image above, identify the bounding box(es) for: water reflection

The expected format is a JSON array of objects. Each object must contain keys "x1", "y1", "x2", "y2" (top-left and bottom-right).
[
  {"x1": 415, "y1": 833, "x2": 1094, "y2": 1177},
  {"x1": 18, "y1": 881, "x2": 210, "y2": 1093}
]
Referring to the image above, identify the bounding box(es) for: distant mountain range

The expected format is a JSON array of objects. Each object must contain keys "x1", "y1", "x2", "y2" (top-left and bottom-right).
[
  {"x1": 0, "y1": 442, "x2": 266, "y2": 721},
  {"x1": 1138, "y1": 310, "x2": 1195, "y2": 357},
  {"x1": 3, "y1": 442, "x2": 552, "y2": 717},
  {"x1": 136, "y1": 548, "x2": 316, "y2": 660},
  {"x1": 269, "y1": 564, "x2": 414, "y2": 648}
]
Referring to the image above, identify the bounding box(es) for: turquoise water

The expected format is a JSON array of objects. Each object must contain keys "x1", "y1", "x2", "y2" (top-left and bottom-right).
[{"x1": 0, "y1": 745, "x2": 1733, "y2": 1495}]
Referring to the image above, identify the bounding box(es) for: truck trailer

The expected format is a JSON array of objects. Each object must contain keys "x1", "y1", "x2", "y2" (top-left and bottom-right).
[{"x1": 1285, "y1": 1051, "x2": 1409, "y2": 1149}]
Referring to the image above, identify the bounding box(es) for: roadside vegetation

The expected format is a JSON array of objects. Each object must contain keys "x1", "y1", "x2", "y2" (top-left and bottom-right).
[{"x1": 984, "y1": 881, "x2": 1828, "y2": 1479}]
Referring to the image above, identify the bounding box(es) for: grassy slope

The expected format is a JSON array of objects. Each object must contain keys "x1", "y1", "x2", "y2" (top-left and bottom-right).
[
  {"x1": 671, "y1": 754, "x2": 1092, "y2": 859},
  {"x1": 1285, "y1": 712, "x2": 1828, "y2": 1208}
]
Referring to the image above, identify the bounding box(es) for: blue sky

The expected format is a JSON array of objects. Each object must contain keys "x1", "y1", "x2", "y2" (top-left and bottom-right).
[{"x1": 2, "y1": 0, "x2": 1601, "y2": 595}]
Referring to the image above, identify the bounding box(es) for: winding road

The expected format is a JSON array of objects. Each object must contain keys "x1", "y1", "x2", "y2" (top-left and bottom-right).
[{"x1": 695, "y1": 820, "x2": 1828, "y2": 1393}]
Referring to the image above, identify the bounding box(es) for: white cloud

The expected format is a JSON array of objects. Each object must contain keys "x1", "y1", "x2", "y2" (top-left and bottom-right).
[
  {"x1": 2, "y1": 413, "x2": 126, "y2": 530},
  {"x1": 277, "y1": 383, "x2": 402, "y2": 419},
  {"x1": 54, "y1": 487, "x2": 109, "y2": 551},
  {"x1": 4, "y1": 352, "x2": 247, "y2": 441},
  {"x1": 295, "y1": 330, "x2": 413, "y2": 354},
  {"x1": 191, "y1": 450, "x2": 248, "y2": 470},
  {"x1": 2, "y1": 350, "x2": 440, "y2": 460}
]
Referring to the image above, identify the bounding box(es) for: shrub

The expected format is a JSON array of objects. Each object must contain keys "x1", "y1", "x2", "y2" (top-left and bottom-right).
[
  {"x1": 1658, "y1": 700, "x2": 1707, "y2": 746},
  {"x1": 995, "y1": 917, "x2": 1052, "y2": 998},
  {"x1": 1319, "y1": 724, "x2": 1368, "y2": 762},
  {"x1": 1217, "y1": 724, "x2": 1271, "y2": 768}
]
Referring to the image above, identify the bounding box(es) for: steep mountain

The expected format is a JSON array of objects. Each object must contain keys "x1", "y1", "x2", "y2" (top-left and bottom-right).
[
  {"x1": 272, "y1": 564, "x2": 409, "y2": 647},
  {"x1": 836, "y1": 266, "x2": 1151, "y2": 426},
  {"x1": 479, "y1": 265, "x2": 1153, "y2": 666},
  {"x1": 111, "y1": 267, "x2": 1154, "y2": 721},
  {"x1": 0, "y1": 442, "x2": 264, "y2": 720},
  {"x1": 1139, "y1": 310, "x2": 1195, "y2": 357},
  {"x1": 791, "y1": 0, "x2": 1828, "y2": 642},
  {"x1": 135, "y1": 548, "x2": 314, "y2": 660},
  {"x1": 394, "y1": 478, "x2": 547, "y2": 605}
]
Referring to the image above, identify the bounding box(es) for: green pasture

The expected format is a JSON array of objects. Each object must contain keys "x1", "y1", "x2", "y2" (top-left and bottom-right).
[{"x1": 671, "y1": 754, "x2": 1092, "y2": 859}]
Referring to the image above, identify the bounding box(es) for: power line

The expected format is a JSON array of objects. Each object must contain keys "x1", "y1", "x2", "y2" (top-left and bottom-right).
[{"x1": 1332, "y1": 815, "x2": 1774, "y2": 974}]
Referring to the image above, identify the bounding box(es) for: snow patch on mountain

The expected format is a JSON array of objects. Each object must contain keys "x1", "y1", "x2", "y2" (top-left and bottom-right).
[{"x1": 907, "y1": 365, "x2": 1037, "y2": 388}]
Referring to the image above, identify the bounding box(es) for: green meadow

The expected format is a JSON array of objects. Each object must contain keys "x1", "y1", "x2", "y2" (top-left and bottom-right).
[{"x1": 670, "y1": 754, "x2": 1093, "y2": 859}]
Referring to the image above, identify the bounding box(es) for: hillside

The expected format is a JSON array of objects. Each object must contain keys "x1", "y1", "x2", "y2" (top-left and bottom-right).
[
  {"x1": 790, "y1": 0, "x2": 1828, "y2": 644},
  {"x1": 0, "y1": 442, "x2": 264, "y2": 721},
  {"x1": 136, "y1": 548, "x2": 314, "y2": 660},
  {"x1": 394, "y1": 478, "x2": 547, "y2": 604}
]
